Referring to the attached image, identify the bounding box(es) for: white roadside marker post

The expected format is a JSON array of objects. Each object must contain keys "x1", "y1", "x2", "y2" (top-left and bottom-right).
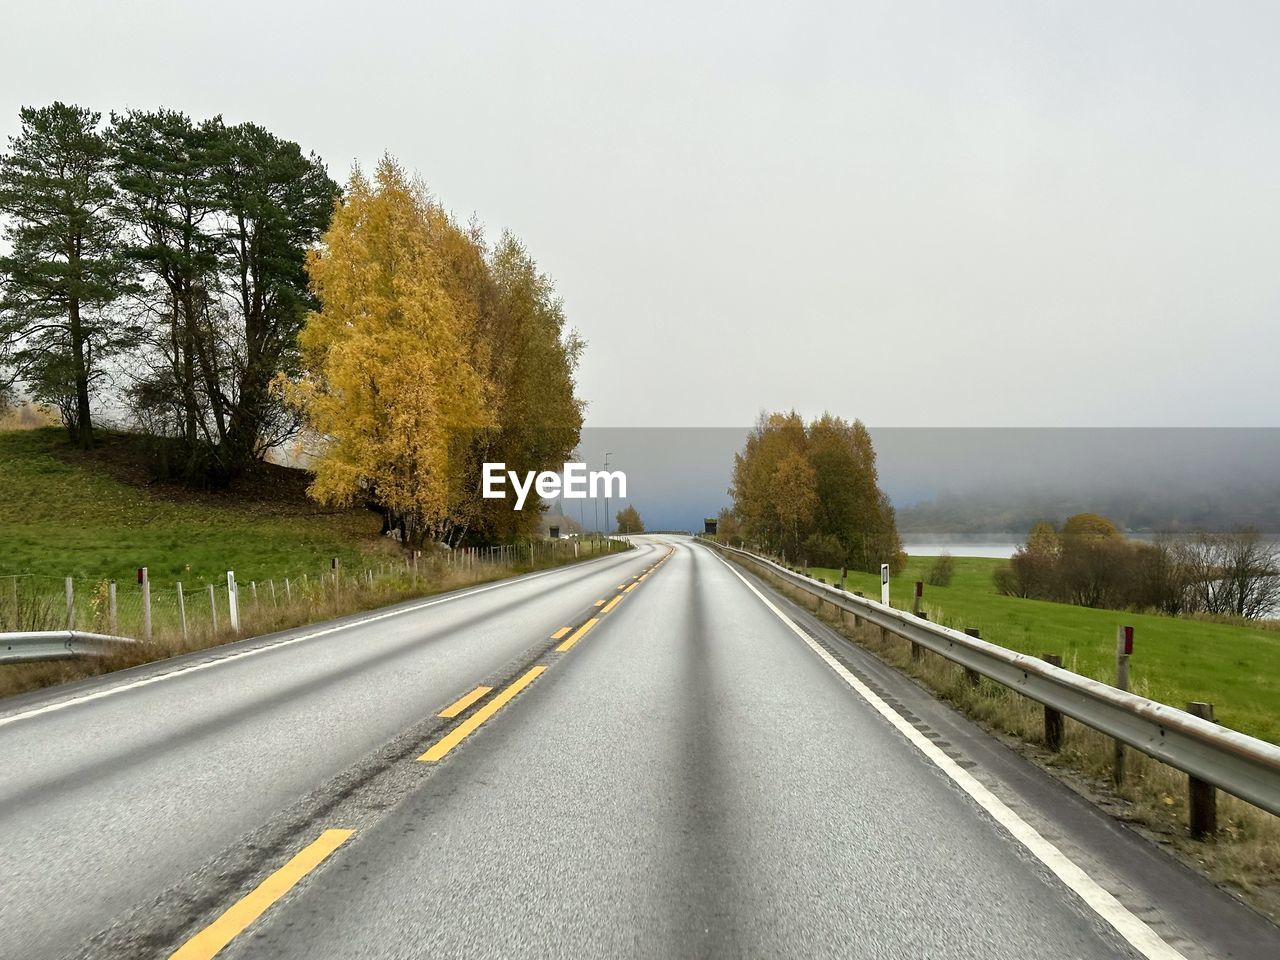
[{"x1": 227, "y1": 571, "x2": 240, "y2": 635}]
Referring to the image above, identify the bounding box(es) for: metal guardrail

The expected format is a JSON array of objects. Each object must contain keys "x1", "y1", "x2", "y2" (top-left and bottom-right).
[
  {"x1": 0, "y1": 631, "x2": 140, "y2": 665},
  {"x1": 702, "y1": 538, "x2": 1280, "y2": 818}
]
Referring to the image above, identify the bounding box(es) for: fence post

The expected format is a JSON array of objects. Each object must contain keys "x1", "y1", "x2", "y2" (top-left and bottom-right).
[
  {"x1": 1043, "y1": 654, "x2": 1064, "y2": 750},
  {"x1": 140, "y1": 567, "x2": 151, "y2": 643},
  {"x1": 269, "y1": 580, "x2": 277, "y2": 607},
  {"x1": 65, "y1": 577, "x2": 74, "y2": 630},
  {"x1": 250, "y1": 581, "x2": 258, "y2": 609},
  {"x1": 108, "y1": 580, "x2": 118, "y2": 635},
  {"x1": 1187, "y1": 702, "x2": 1218, "y2": 839},
  {"x1": 964, "y1": 628, "x2": 982, "y2": 686},
  {"x1": 1113, "y1": 625, "x2": 1133, "y2": 786},
  {"x1": 227, "y1": 571, "x2": 240, "y2": 635},
  {"x1": 176, "y1": 582, "x2": 187, "y2": 641},
  {"x1": 208, "y1": 583, "x2": 218, "y2": 633}
]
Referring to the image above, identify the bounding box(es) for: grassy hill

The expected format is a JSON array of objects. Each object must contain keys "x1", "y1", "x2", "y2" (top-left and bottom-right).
[
  {"x1": 0, "y1": 428, "x2": 393, "y2": 587},
  {"x1": 811, "y1": 555, "x2": 1280, "y2": 744}
]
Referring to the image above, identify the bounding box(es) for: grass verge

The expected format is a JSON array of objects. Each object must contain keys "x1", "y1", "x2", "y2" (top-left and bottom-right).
[
  {"x1": 808, "y1": 556, "x2": 1280, "y2": 744},
  {"x1": 1, "y1": 543, "x2": 624, "y2": 701}
]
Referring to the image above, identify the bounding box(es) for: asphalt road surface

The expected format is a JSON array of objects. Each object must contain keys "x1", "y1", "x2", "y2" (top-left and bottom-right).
[{"x1": 1, "y1": 536, "x2": 1276, "y2": 960}]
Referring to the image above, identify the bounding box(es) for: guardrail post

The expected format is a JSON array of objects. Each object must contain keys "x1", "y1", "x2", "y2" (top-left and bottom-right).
[
  {"x1": 852, "y1": 592, "x2": 864, "y2": 627},
  {"x1": 1043, "y1": 654, "x2": 1064, "y2": 750},
  {"x1": 1113, "y1": 625, "x2": 1133, "y2": 786},
  {"x1": 140, "y1": 567, "x2": 151, "y2": 643},
  {"x1": 963, "y1": 629, "x2": 982, "y2": 686},
  {"x1": 176, "y1": 582, "x2": 187, "y2": 641},
  {"x1": 65, "y1": 577, "x2": 74, "y2": 630},
  {"x1": 108, "y1": 580, "x2": 118, "y2": 635},
  {"x1": 1187, "y1": 702, "x2": 1218, "y2": 839},
  {"x1": 910, "y1": 619, "x2": 926, "y2": 658}
]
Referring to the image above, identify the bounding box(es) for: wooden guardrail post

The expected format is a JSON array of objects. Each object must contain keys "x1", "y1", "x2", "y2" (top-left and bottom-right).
[
  {"x1": 1113, "y1": 625, "x2": 1133, "y2": 786},
  {"x1": 1187, "y1": 702, "x2": 1218, "y2": 839},
  {"x1": 1043, "y1": 654, "x2": 1064, "y2": 750},
  {"x1": 963, "y1": 628, "x2": 982, "y2": 686}
]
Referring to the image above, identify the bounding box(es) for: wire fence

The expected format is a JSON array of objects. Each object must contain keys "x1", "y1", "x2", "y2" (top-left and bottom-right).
[{"x1": 0, "y1": 535, "x2": 626, "y2": 644}]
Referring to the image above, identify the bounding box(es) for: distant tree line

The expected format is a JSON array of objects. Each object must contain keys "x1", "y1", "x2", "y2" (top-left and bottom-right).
[
  {"x1": 726, "y1": 411, "x2": 904, "y2": 573},
  {"x1": 898, "y1": 488, "x2": 1280, "y2": 537},
  {"x1": 995, "y1": 514, "x2": 1280, "y2": 620}
]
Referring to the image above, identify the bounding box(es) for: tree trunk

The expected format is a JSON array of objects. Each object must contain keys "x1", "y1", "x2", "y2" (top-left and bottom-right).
[{"x1": 68, "y1": 294, "x2": 94, "y2": 449}]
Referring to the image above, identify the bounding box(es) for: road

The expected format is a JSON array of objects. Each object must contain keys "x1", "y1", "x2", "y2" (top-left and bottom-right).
[{"x1": 0, "y1": 536, "x2": 1276, "y2": 959}]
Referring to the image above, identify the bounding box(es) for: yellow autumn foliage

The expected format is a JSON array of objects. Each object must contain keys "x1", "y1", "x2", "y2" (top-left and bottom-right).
[
  {"x1": 285, "y1": 158, "x2": 492, "y2": 541},
  {"x1": 284, "y1": 156, "x2": 584, "y2": 546}
]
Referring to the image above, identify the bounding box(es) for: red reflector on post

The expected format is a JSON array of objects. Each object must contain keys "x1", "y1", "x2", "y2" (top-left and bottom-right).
[{"x1": 1123, "y1": 625, "x2": 1134, "y2": 655}]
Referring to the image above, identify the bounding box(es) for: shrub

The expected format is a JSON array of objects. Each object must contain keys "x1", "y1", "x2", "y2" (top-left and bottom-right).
[{"x1": 926, "y1": 553, "x2": 955, "y2": 587}]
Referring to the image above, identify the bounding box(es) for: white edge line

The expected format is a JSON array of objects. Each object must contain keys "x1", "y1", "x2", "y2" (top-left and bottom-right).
[
  {"x1": 0, "y1": 549, "x2": 645, "y2": 730},
  {"x1": 706, "y1": 547, "x2": 1186, "y2": 960}
]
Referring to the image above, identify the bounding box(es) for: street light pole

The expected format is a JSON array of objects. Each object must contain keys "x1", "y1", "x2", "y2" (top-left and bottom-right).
[{"x1": 604, "y1": 452, "x2": 613, "y2": 552}]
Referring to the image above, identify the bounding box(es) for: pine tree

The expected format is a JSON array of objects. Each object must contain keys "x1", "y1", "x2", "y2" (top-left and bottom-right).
[{"x1": 0, "y1": 103, "x2": 129, "y2": 447}]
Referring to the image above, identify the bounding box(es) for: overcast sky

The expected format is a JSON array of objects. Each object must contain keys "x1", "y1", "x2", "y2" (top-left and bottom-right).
[{"x1": 4, "y1": 1, "x2": 1278, "y2": 427}]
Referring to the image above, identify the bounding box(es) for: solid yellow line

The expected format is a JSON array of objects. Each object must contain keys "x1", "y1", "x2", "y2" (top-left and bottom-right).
[
  {"x1": 437, "y1": 685, "x2": 492, "y2": 718},
  {"x1": 556, "y1": 617, "x2": 598, "y2": 652},
  {"x1": 169, "y1": 828, "x2": 354, "y2": 960},
  {"x1": 419, "y1": 666, "x2": 546, "y2": 762},
  {"x1": 601, "y1": 595, "x2": 622, "y2": 614},
  {"x1": 551, "y1": 626, "x2": 571, "y2": 640}
]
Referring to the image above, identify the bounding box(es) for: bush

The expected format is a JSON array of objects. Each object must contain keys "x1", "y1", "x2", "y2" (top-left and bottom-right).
[{"x1": 926, "y1": 553, "x2": 955, "y2": 587}]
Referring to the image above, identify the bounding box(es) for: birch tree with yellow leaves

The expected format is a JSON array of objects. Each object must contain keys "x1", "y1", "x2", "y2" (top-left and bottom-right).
[
  {"x1": 285, "y1": 156, "x2": 584, "y2": 547},
  {"x1": 285, "y1": 158, "x2": 492, "y2": 544}
]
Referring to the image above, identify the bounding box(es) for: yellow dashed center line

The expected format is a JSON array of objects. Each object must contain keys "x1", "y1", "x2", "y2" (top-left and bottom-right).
[
  {"x1": 437, "y1": 685, "x2": 492, "y2": 718},
  {"x1": 551, "y1": 626, "x2": 571, "y2": 640},
  {"x1": 556, "y1": 617, "x2": 598, "y2": 652},
  {"x1": 601, "y1": 595, "x2": 622, "y2": 614},
  {"x1": 419, "y1": 666, "x2": 546, "y2": 762},
  {"x1": 593, "y1": 599, "x2": 605, "y2": 607},
  {"x1": 169, "y1": 828, "x2": 355, "y2": 960},
  {"x1": 624, "y1": 583, "x2": 637, "y2": 593}
]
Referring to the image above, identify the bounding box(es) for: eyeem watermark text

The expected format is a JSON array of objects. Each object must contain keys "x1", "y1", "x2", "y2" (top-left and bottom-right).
[{"x1": 482, "y1": 462, "x2": 627, "y2": 510}]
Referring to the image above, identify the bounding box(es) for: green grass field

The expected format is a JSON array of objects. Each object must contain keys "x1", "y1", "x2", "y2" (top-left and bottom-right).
[
  {"x1": 0, "y1": 428, "x2": 391, "y2": 587},
  {"x1": 810, "y1": 555, "x2": 1280, "y2": 744}
]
